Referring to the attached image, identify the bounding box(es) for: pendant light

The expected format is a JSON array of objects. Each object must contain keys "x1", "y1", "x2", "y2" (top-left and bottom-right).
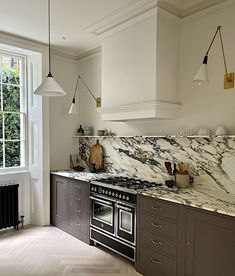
[
  {"x1": 193, "y1": 26, "x2": 234, "y2": 89},
  {"x1": 34, "y1": 0, "x2": 66, "y2": 96},
  {"x1": 68, "y1": 75, "x2": 101, "y2": 114}
]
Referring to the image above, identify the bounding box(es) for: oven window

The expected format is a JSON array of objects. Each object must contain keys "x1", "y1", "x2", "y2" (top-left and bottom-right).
[
  {"x1": 120, "y1": 210, "x2": 132, "y2": 234},
  {"x1": 93, "y1": 202, "x2": 113, "y2": 225}
]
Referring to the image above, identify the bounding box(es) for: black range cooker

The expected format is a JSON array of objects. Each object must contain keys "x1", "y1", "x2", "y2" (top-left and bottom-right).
[{"x1": 89, "y1": 176, "x2": 162, "y2": 262}]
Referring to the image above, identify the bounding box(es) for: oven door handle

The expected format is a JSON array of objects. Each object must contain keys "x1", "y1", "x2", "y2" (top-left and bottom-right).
[
  {"x1": 89, "y1": 196, "x2": 113, "y2": 206},
  {"x1": 116, "y1": 204, "x2": 132, "y2": 212}
]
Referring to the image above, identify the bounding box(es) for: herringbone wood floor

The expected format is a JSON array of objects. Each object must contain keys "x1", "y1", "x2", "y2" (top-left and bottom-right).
[{"x1": 0, "y1": 226, "x2": 142, "y2": 276}]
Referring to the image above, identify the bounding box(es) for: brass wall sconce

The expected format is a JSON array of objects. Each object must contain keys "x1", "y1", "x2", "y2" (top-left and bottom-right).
[
  {"x1": 69, "y1": 75, "x2": 101, "y2": 114},
  {"x1": 193, "y1": 26, "x2": 234, "y2": 89}
]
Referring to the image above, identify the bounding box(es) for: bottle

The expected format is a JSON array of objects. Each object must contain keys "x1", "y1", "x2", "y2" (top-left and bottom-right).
[{"x1": 77, "y1": 125, "x2": 84, "y2": 136}]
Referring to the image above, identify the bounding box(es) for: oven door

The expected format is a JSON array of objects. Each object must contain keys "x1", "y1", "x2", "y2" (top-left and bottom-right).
[
  {"x1": 90, "y1": 195, "x2": 115, "y2": 235},
  {"x1": 116, "y1": 203, "x2": 135, "y2": 245}
]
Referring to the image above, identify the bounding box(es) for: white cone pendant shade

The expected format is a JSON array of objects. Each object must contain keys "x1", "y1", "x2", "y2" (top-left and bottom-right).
[
  {"x1": 69, "y1": 98, "x2": 78, "y2": 114},
  {"x1": 34, "y1": 73, "x2": 66, "y2": 96},
  {"x1": 193, "y1": 56, "x2": 209, "y2": 86}
]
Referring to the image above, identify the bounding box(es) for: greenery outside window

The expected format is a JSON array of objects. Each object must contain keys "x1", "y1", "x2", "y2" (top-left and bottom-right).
[{"x1": 0, "y1": 52, "x2": 26, "y2": 169}]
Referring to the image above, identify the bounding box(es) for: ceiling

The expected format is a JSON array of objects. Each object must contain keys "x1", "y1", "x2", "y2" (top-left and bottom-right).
[{"x1": 0, "y1": 0, "x2": 231, "y2": 58}]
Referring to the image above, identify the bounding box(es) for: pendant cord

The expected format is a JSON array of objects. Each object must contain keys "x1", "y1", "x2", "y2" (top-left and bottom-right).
[
  {"x1": 218, "y1": 28, "x2": 228, "y2": 75},
  {"x1": 48, "y1": 0, "x2": 51, "y2": 74}
]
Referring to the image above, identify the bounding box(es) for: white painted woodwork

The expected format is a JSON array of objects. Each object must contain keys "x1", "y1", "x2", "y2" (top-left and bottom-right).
[{"x1": 100, "y1": 12, "x2": 181, "y2": 121}]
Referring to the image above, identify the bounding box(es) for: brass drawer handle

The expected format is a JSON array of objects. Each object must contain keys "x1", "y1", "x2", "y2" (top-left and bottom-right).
[
  {"x1": 151, "y1": 222, "x2": 162, "y2": 228},
  {"x1": 75, "y1": 185, "x2": 81, "y2": 189},
  {"x1": 152, "y1": 206, "x2": 162, "y2": 211},
  {"x1": 151, "y1": 258, "x2": 162, "y2": 265},
  {"x1": 75, "y1": 209, "x2": 81, "y2": 213},
  {"x1": 151, "y1": 239, "x2": 162, "y2": 246},
  {"x1": 75, "y1": 198, "x2": 81, "y2": 201}
]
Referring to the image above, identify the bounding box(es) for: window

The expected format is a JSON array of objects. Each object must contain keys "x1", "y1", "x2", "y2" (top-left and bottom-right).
[{"x1": 0, "y1": 52, "x2": 26, "y2": 169}]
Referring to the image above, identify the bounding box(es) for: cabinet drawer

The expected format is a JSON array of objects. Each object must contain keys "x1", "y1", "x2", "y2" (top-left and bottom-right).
[
  {"x1": 140, "y1": 213, "x2": 178, "y2": 239},
  {"x1": 140, "y1": 229, "x2": 177, "y2": 257},
  {"x1": 138, "y1": 245, "x2": 177, "y2": 276},
  {"x1": 140, "y1": 196, "x2": 178, "y2": 220}
]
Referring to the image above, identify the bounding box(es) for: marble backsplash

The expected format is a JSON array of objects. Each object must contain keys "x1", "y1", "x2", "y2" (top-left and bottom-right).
[{"x1": 79, "y1": 136, "x2": 235, "y2": 195}]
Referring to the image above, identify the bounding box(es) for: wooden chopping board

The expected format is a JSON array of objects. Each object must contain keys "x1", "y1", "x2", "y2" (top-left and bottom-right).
[{"x1": 89, "y1": 140, "x2": 103, "y2": 171}]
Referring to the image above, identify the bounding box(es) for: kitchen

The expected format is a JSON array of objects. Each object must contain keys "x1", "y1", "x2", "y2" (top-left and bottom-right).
[{"x1": 0, "y1": 0, "x2": 235, "y2": 276}]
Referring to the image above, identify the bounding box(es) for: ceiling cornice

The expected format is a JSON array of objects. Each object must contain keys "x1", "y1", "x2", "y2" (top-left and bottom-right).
[{"x1": 85, "y1": 0, "x2": 157, "y2": 36}]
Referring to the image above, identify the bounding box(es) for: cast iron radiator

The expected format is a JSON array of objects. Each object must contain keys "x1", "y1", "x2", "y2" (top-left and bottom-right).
[{"x1": 0, "y1": 183, "x2": 19, "y2": 230}]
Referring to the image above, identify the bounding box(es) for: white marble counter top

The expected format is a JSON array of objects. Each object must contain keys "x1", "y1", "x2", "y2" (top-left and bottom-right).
[
  {"x1": 51, "y1": 170, "x2": 235, "y2": 218},
  {"x1": 139, "y1": 186, "x2": 235, "y2": 218}
]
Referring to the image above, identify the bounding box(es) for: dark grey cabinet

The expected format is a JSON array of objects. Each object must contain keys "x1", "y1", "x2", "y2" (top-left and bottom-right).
[
  {"x1": 50, "y1": 174, "x2": 90, "y2": 244},
  {"x1": 51, "y1": 175, "x2": 69, "y2": 232},
  {"x1": 185, "y1": 208, "x2": 235, "y2": 276},
  {"x1": 136, "y1": 195, "x2": 185, "y2": 276},
  {"x1": 137, "y1": 195, "x2": 235, "y2": 276}
]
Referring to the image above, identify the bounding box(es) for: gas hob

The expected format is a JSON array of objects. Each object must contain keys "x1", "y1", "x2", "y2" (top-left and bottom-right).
[{"x1": 95, "y1": 176, "x2": 162, "y2": 190}]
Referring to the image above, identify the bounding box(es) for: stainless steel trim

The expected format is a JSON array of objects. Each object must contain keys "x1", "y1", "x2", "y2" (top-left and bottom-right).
[
  {"x1": 89, "y1": 196, "x2": 113, "y2": 206},
  {"x1": 91, "y1": 224, "x2": 116, "y2": 237},
  {"x1": 116, "y1": 204, "x2": 132, "y2": 212},
  {"x1": 151, "y1": 222, "x2": 162, "y2": 228},
  {"x1": 151, "y1": 258, "x2": 162, "y2": 265},
  {"x1": 91, "y1": 193, "x2": 117, "y2": 202},
  {"x1": 119, "y1": 209, "x2": 133, "y2": 235},
  {"x1": 92, "y1": 201, "x2": 113, "y2": 226},
  {"x1": 90, "y1": 227, "x2": 136, "y2": 262}
]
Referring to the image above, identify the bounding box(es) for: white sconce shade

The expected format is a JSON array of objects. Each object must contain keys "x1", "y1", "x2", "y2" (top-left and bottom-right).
[
  {"x1": 68, "y1": 98, "x2": 78, "y2": 114},
  {"x1": 193, "y1": 63, "x2": 209, "y2": 86},
  {"x1": 34, "y1": 74, "x2": 66, "y2": 96}
]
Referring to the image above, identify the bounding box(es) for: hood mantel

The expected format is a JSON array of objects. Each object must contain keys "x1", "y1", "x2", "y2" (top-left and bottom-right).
[
  {"x1": 97, "y1": 101, "x2": 181, "y2": 121},
  {"x1": 101, "y1": 11, "x2": 181, "y2": 122}
]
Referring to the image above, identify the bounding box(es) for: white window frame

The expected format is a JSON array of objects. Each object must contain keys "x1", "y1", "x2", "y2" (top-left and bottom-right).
[{"x1": 0, "y1": 50, "x2": 27, "y2": 172}]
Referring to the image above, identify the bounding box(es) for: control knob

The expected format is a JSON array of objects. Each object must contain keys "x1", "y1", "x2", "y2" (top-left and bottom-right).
[
  {"x1": 126, "y1": 196, "x2": 130, "y2": 201},
  {"x1": 98, "y1": 187, "x2": 102, "y2": 193},
  {"x1": 119, "y1": 194, "x2": 122, "y2": 199}
]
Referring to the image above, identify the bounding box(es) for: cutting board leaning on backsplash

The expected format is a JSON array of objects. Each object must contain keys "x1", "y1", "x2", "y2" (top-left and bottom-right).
[{"x1": 89, "y1": 140, "x2": 103, "y2": 171}]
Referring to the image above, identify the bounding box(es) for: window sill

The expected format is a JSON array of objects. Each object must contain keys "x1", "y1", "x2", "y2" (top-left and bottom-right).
[{"x1": 0, "y1": 167, "x2": 29, "y2": 175}]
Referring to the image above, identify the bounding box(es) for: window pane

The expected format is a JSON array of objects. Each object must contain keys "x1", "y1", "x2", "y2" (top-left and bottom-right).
[
  {"x1": 0, "y1": 113, "x2": 2, "y2": 139},
  {"x1": 2, "y1": 84, "x2": 20, "y2": 112},
  {"x1": 4, "y1": 113, "x2": 20, "y2": 140},
  {"x1": 0, "y1": 142, "x2": 3, "y2": 167},
  {"x1": 1, "y1": 57, "x2": 20, "y2": 85},
  {"x1": 5, "y1": 141, "x2": 20, "y2": 167}
]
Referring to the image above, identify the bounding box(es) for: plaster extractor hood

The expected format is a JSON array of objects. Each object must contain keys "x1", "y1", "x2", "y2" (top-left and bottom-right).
[
  {"x1": 97, "y1": 101, "x2": 181, "y2": 121},
  {"x1": 98, "y1": 11, "x2": 181, "y2": 121}
]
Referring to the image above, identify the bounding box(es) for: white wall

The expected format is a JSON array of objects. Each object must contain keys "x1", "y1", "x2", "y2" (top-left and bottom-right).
[
  {"x1": 76, "y1": 5, "x2": 235, "y2": 136},
  {"x1": 49, "y1": 55, "x2": 80, "y2": 170},
  {"x1": 0, "y1": 172, "x2": 30, "y2": 225}
]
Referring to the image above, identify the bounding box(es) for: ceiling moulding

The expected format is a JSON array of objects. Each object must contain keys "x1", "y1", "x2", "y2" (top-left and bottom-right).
[
  {"x1": 84, "y1": 0, "x2": 157, "y2": 36},
  {"x1": 97, "y1": 101, "x2": 181, "y2": 122},
  {"x1": 158, "y1": 0, "x2": 229, "y2": 18}
]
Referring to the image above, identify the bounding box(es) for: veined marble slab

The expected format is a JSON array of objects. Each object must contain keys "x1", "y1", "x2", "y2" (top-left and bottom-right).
[
  {"x1": 139, "y1": 186, "x2": 235, "y2": 218},
  {"x1": 79, "y1": 136, "x2": 235, "y2": 195}
]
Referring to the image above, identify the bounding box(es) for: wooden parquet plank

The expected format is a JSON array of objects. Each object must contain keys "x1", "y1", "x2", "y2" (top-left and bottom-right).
[{"x1": 0, "y1": 226, "x2": 142, "y2": 276}]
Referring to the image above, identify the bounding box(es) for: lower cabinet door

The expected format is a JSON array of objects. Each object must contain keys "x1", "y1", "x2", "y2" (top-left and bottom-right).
[
  {"x1": 186, "y1": 208, "x2": 235, "y2": 276},
  {"x1": 51, "y1": 175, "x2": 68, "y2": 232},
  {"x1": 138, "y1": 245, "x2": 177, "y2": 276}
]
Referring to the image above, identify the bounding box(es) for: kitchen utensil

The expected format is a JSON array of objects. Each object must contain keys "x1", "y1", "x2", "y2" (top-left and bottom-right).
[
  {"x1": 165, "y1": 162, "x2": 172, "y2": 174},
  {"x1": 89, "y1": 140, "x2": 103, "y2": 171},
  {"x1": 177, "y1": 162, "x2": 189, "y2": 175}
]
